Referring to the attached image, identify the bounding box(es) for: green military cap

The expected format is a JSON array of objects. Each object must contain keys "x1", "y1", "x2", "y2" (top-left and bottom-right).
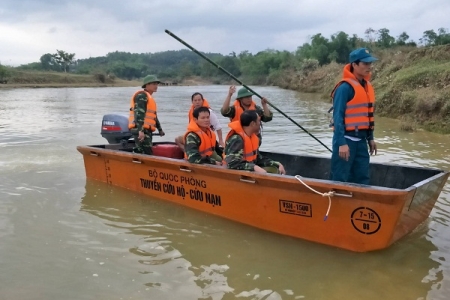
[
  {"x1": 142, "y1": 74, "x2": 161, "y2": 88},
  {"x1": 236, "y1": 87, "x2": 254, "y2": 99}
]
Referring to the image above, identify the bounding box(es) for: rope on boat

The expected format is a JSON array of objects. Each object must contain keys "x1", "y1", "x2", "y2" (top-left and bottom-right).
[{"x1": 294, "y1": 175, "x2": 334, "y2": 221}]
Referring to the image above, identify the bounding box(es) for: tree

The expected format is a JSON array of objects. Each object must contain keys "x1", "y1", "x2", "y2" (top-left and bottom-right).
[
  {"x1": 377, "y1": 28, "x2": 395, "y2": 48},
  {"x1": 40, "y1": 53, "x2": 59, "y2": 71},
  {"x1": 420, "y1": 30, "x2": 438, "y2": 46},
  {"x1": 364, "y1": 28, "x2": 377, "y2": 44},
  {"x1": 54, "y1": 50, "x2": 76, "y2": 72},
  {"x1": 295, "y1": 43, "x2": 313, "y2": 60},
  {"x1": 437, "y1": 28, "x2": 450, "y2": 45},
  {"x1": 107, "y1": 61, "x2": 141, "y2": 80},
  {"x1": 396, "y1": 32, "x2": 410, "y2": 46},
  {"x1": 179, "y1": 59, "x2": 193, "y2": 77},
  {"x1": 310, "y1": 34, "x2": 330, "y2": 65},
  {"x1": 329, "y1": 31, "x2": 351, "y2": 63},
  {"x1": 199, "y1": 60, "x2": 218, "y2": 77},
  {"x1": 218, "y1": 55, "x2": 241, "y2": 77},
  {"x1": 278, "y1": 51, "x2": 296, "y2": 70},
  {"x1": 349, "y1": 34, "x2": 365, "y2": 49},
  {"x1": 0, "y1": 64, "x2": 10, "y2": 80}
]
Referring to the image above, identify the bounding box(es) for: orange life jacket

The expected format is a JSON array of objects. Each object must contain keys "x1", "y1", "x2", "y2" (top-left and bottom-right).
[
  {"x1": 331, "y1": 64, "x2": 375, "y2": 131},
  {"x1": 183, "y1": 120, "x2": 216, "y2": 159},
  {"x1": 128, "y1": 90, "x2": 157, "y2": 131},
  {"x1": 225, "y1": 121, "x2": 258, "y2": 162},
  {"x1": 188, "y1": 99, "x2": 210, "y2": 123},
  {"x1": 230, "y1": 100, "x2": 256, "y2": 122}
]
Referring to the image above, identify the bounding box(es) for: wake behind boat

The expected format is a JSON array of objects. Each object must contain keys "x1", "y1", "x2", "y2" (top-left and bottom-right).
[{"x1": 77, "y1": 113, "x2": 449, "y2": 252}]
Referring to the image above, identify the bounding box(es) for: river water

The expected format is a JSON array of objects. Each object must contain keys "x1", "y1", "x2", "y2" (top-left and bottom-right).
[{"x1": 0, "y1": 86, "x2": 449, "y2": 300}]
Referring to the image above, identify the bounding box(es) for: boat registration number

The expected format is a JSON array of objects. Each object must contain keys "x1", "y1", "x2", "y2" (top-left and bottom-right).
[{"x1": 279, "y1": 200, "x2": 312, "y2": 217}]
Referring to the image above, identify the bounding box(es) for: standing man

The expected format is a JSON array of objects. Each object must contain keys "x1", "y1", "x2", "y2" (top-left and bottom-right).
[
  {"x1": 128, "y1": 74, "x2": 165, "y2": 155},
  {"x1": 330, "y1": 48, "x2": 378, "y2": 184},
  {"x1": 221, "y1": 86, "x2": 273, "y2": 123}
]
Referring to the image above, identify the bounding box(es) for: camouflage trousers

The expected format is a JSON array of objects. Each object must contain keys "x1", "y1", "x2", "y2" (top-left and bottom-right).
[
  {"x1": 210, "y1": 151, "x2": 223, "y2": 162},
  {"x1": 263, "y1": 166, "x2": 279, "y2": 174},
  {"x1": 132, "y1": 130, "x2": 153, "y2": 155}
]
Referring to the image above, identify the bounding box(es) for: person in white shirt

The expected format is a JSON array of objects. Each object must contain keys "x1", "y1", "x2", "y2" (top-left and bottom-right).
[{"x1": 175, "y1": 92, "x2": 224, "y2": 151}]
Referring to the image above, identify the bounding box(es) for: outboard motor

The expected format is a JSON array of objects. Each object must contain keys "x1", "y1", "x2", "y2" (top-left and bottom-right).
[
  {"x1": 101, "y1": 113, "x2": 132, "y2": 144},
  {"x1": 100, "y1": 113, "x2": 184, "y2": 159}
]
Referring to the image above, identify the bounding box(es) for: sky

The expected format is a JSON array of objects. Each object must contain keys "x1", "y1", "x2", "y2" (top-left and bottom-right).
[{"x1": 0, "y1": 0, "x2": 449, "y2": 66}]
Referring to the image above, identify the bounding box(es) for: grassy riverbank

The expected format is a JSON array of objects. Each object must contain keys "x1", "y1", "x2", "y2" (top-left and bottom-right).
[
  {"x1": 277, "y1": 44, "x2": 450, "y2": 134},
  {"x1": 0, "y1": 70, "x2": 214, "y2": 89},
  {"x1": 0, "y1": 69, "x2": 142, "y2": 88}
]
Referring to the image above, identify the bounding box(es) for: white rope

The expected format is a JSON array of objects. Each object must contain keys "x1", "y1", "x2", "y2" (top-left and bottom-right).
[{"x1": 294, "y1": 175, "x2": 334, "y2": 221}]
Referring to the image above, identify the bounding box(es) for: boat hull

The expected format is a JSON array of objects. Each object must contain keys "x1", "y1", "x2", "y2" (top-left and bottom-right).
[{"x1": 77, "y1": 144, "x2": 449, "y2": 252}]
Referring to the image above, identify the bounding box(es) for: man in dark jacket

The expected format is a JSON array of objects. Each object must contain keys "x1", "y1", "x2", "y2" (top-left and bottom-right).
[{"x1": 330, "y1": 48, "x2": 378, "y2": 184}]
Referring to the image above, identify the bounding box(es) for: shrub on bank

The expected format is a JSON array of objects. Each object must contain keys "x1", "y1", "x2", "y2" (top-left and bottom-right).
[{"x1": 279, "y1": 44, "x2": 450, "y2": 134}]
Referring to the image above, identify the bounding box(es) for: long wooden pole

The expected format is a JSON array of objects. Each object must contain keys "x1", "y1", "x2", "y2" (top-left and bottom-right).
[{"x1": 165, "y1": 29, "x2": 332, "y2": 153}]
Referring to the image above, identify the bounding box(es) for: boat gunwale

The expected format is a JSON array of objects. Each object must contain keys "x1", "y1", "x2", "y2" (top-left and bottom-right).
[{"x1": 76, "y1": 144, "x2": 449, "y2": 194}]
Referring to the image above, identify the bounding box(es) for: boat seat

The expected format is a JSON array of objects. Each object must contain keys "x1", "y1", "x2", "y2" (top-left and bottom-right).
[{"x1": 152, "y1": 143, "x2": 185, "y2": 159}]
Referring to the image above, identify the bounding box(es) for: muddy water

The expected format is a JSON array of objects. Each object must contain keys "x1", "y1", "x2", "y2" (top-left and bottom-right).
[{"x1": 0, "y1": 86, "x2": 449, "y2": 300}]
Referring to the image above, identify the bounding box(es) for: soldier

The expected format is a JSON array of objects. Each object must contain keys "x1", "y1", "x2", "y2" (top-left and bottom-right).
[
  {"x1": 221, "y1": 86, "x2": 272, "y2": 144},
  {"x1": 128, "y1": 75, "x2": 165, "y2": 155},
  {"x1": 221, "y1": 85, "x2": 273, "y2": 123},
  {"x1": 184, "y1": 107, "x2": 222, "y2": 165},
  {"x1": 224, "y1": 110, "x2": 285, "y2": 174}
]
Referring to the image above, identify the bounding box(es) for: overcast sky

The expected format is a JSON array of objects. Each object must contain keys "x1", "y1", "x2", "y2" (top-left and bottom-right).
[{"x1": 1, "y1": 0, "x2": 448, "y2": 66}]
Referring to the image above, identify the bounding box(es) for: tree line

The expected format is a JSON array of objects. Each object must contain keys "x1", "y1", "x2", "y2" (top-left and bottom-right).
[
  {"x1": 9, "y1": 27, "x2": 450, "y2": 84},
  {"x1": 14, "y1": 50, "x2": 76, "y2": 73}
]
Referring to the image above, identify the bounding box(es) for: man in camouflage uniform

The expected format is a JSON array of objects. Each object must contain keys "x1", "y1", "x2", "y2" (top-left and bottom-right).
[
  {"x1": 225, "y1": 110, "x2": 286, "y2": 175},
  {"x1": 221, "y1": 86, "x2": 272, "y2": 144},
  {"x1": 221, "y1": 85, "x2": 273, "y2": 123},
  {"x1": 185, "y1": 107, "x2": 222, "y2": 165},
  {"x1": 131, "y1": 75, "x2": 165, "y2": 155}
]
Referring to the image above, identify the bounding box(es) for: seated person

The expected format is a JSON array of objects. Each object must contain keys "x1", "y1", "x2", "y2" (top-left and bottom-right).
[
  {"x1": 175, "y1": 92, "x2": 224, "y2": 151},
  {"x1": 184, "y1": 107, "x2": 223, "y2": 165},
  {"x1": 224, "y1": 110, "x2": 286, "y2": 174}
]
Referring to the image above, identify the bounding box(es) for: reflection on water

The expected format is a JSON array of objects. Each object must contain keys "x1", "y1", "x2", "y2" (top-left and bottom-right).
[
  {"x1": 80, "y1": 180, "x2": 231, "y2": 299},
  {"x1": 78, "y1": 180, "x2": 440, "y2": 299},
  {"x1": 0, "y1": 86, "x2": 449, "y2": 299}
]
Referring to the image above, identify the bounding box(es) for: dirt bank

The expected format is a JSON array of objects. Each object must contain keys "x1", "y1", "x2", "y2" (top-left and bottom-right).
[{"x1": 277, "y1": 45, "x2": 450, "y2": 134}]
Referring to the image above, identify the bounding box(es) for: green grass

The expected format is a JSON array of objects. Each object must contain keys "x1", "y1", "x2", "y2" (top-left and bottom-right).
[
  {"x1": 0, "y1": 69, "x2": 142, "y2": 88},
  {"x1": 281, "y1": 44, "x2": 450, "y2": 134},
  {"x1": 391, "y1": 62, "x2": 450, "y2": 89}
]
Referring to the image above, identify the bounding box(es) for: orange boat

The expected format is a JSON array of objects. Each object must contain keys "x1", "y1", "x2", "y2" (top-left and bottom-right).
[{"x1": 77, "y1": 114, "x2": 449, "y2": 252}]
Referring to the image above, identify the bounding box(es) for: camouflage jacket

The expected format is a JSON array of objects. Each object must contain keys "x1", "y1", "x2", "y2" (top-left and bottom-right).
[
  {"x1": 221, "y1": 104, "x2": 273, "y2": 122},
  {"x1": 185, "y1": 132, "x2": 217, "y2": 165},
  {"x1": 224, "y1": 134, "x2": 279, "y2": 171},
  {"x1": 134, "y1": 91, "x2": 162, "y2": 132}
]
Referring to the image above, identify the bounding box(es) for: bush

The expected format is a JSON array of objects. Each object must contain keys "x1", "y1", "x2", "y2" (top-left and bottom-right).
[
  {"x1": 0, "y1": 64, "x2": 10, "y2": 79},
  {"x1": 299, "y1": 59, "x2": 319, "y2": 75},
  {"x1": 94, "y1": 73, "x2": 106, "y2": 83}
]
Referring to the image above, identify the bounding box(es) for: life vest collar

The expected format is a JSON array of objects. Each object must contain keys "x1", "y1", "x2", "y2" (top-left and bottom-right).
[{"x1": 184, "y1": 120, "x2": 216, "y2": 158}]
